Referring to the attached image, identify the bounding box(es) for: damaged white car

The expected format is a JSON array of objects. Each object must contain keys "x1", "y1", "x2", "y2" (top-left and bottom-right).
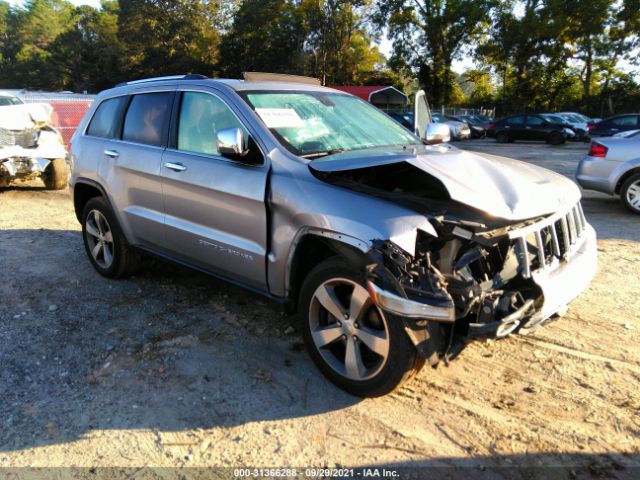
[
  {"x1": 0, "y1": 92, "x2": 69, "y2": 189},
  {"x1": 70, "y1": 74, "x2": 597, "y2": 397}
]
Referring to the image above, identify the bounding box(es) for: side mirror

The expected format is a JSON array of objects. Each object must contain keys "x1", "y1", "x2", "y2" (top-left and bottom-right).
[
  {"x1": 216, "y1": 127, "x2": 247, "y2": 157},
  {"x1": 425, "y1": 123, "x2": 450, "y2": 145}
]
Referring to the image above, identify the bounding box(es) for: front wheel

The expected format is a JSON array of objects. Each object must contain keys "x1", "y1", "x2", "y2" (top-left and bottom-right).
[
  {"x1": 620, "y1": 173, "x2": 640, "y2": 215},
  {"x1": 42, "y1": 158, "x2": 69, "y2": 190},
  {"x1": 547, "y1": 132, "x2": 565, "y2": 145},
  {"x1": 298, "y1": 258, "x2": 424, "y2": 397},
  {"x1": 495, "y1": 131, "x2": 509, "y2": 143}
]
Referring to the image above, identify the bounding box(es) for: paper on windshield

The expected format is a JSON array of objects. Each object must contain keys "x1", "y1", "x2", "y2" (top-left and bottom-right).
[{"x1": 255, "y1": 108, "x2": 304, "y2": 128}]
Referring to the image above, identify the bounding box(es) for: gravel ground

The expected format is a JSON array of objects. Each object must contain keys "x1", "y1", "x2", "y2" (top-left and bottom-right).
[{"x1": 0, "y1": 139, "x2": 639, "y2": 479}]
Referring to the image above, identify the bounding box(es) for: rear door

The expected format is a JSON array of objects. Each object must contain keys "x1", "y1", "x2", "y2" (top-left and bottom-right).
[
  {"x1": 82, "y1": 91, "x2": 173, "y2": 249},
  {"x1": 525, "y1": 115, "x2": 548, "y2": 141},
  {"x1": 108, "y1": 90, "x2": 174, "y2": 248},
  {"x1": 504, "y1": 115, "x2": 526, "y2": 139},
  {"x1": 160, "y1": 89, "x2": 269, "y2": 289}
]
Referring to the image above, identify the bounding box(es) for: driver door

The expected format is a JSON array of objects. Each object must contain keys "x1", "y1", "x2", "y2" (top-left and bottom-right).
[{"x1": 160, "y1": 89, "x2": 269, "y2": 289}]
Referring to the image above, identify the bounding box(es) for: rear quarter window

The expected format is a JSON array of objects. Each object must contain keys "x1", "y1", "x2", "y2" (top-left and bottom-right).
[
  {"x1": 122, "y1": 92, "x2": 173, "y2": 146},
  {"x1": 86, "y1": 96, "x2": 128, "y2": 138}
]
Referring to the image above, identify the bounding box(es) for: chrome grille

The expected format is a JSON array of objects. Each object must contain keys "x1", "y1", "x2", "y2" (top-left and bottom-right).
[
  {"x1": 510, "y1": 202, "x2": 587, "y2": 278},
  {"x1": 0, "y1": 127, "x2": 37, "y2": 148}
]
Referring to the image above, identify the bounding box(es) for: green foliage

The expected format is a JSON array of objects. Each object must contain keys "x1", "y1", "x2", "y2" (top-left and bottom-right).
[
  {"x1": 375, "y1": 0, "x2": 496, "y2": 106},
  {"x1": 219, "y1": 0, "x2": 383, "y2": 85},
  {"x1": 0, "y1": 0, "x2": 637, "y2": 115}
]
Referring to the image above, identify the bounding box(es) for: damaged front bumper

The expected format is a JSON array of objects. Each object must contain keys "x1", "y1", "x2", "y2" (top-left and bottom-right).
[{"x1": 365, "y1": 201, "x2": 597, "y2": 356}]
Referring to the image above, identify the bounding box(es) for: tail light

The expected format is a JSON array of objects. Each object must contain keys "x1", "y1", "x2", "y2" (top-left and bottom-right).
[
  {"x1": 588, "y1": 142, "x2": 607, "y2": 157},
  {"x1": 487, "y1": 122, "x2": 494, "y2": 130},
  {"x1": 587, "y1": 124, "x2": 596, "y2": 131}
]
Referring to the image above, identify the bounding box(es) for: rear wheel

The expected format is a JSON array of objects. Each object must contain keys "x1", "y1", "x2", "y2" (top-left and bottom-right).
[
  {"x1": 620, "y1": 173, "x2": 640, "y2": 215},
  {"x1": 298, "y1": 257, "x2": 424, "y2": 397},
  {"x1": 496, "y1": 131, "x2": 509, "y2": 143},
  {"x1": 547, "y1": 132, "x2": 565, "y2": 145},
  {"x1": 82, "y1": 196, "x2": 140, "y2": 278},
  {"x1": 42, "y1": 158, "x2": 69, "y2": 190}
]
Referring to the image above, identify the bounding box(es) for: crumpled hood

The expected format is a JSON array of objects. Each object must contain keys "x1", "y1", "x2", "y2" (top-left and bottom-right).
[
  {"x1": 0, "y1": 103, "x2": 54, "y2": 130},
  {"x1": 309, "y1": 145, "x2": 581, "y2": 221}
]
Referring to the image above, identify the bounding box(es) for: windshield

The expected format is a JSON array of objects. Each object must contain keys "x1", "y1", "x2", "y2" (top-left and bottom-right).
[
  {"x1": 0, "y1": 95, "x2": 24, "y2": 106},
  {"x1": 241, "y1": 91, "x2": 419, "y2": 158}
]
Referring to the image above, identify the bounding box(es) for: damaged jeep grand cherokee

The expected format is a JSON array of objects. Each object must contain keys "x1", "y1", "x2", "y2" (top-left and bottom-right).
[{"x1": 70, "y1": 73, "x2": 597, "y2": 397}]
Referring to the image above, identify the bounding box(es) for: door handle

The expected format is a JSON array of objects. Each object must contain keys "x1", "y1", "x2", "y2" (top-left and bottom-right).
[
  {"x1": 164, "y1": 162, "x2": 187, "y2": 172},
  {"x1": 104, "y1": 150, "x2": 120, "y2": 158}
]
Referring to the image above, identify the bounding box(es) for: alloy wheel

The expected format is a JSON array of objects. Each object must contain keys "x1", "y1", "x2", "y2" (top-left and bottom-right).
[
  {"x1": 308, "y1": 278, "x2": 390, "y2": 381},
  {"x1": 85, "y1": 209, "x2": 115, "y2": 269},
  {"x1": 625, "y1": 179, "x2": 640, "y2": 212}
]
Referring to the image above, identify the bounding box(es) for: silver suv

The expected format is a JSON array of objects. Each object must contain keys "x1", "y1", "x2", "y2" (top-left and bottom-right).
[{"x1": 70, "y1": 73, "x2": 597, "y2": 397}]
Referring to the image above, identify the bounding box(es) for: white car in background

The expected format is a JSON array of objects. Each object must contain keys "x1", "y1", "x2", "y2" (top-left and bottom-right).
[{"x1": 0, "y1": 91, "x2": 68, "y2": 189}]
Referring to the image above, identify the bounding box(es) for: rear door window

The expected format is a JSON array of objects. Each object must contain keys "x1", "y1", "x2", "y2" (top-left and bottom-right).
[
  {"x1": 611, "y1": 116, "x2": 637, "y2": 127},
  {"x1": 86, "y1": 96, "x2": 128, "y2": 138},
  {"x1": 527, "y1": 116, "x2": 545, "y2": 126},
  {"x1": 122, "y1": 92, "x2": 173, "y2": 146},
  {"x1": 507, "y1": 116, "x2": 525, "y2": 126}
]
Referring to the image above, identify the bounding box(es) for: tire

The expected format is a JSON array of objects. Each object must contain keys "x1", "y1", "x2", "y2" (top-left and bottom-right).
[
  {"x1": 496, "y1": 131, "x2": 509, "y2": 143},
  {"x1": 620, "y1": 173, "x2": 640, "y2": 215},
  {"x1": 81, "y1": 196, "x2": 140, "y2": 278},
  {"x1": 547, "y1": 132, "x2": 565, "y2": 145},
  {"x1": 0, "y1": 165, "x2": 10, "y2": 188},
  {"x1": 42, "y1": 158, "x2": 69, "y2": 190},
  {"x1": 298, "y1": 257, "x2": 424, "y2": 397}
]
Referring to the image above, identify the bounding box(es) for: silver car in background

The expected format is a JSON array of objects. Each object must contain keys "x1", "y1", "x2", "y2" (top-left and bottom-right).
[
  {"x1": 577, "y1": 137, "x2": 640, "y2": 214},
  {"x1": 70, "y1": 73, "x2": 597, "y2": 397},
  {"x1": 431, "y1": 112, "x2": 471, "y2": 140}
]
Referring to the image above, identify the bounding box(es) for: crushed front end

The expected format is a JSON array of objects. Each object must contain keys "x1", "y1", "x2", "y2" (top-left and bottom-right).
[
  {"x1": 366, "y1": 201, "x2": 597, "y2": 362},
  {"x1": 0, "y1": 103, "x2": 67, "y2": 187}
]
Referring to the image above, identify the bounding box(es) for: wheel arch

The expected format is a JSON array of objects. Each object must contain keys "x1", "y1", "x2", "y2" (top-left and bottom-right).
[
  {"x1": 73, "y1": 178, "x2": 111, "y2": 223},
  {"x1": 615, "y1": 166, "x2": 640, "y2": 194},
  {"x1": 285, "y1": 229, "x2": 370, "y2": 312}
]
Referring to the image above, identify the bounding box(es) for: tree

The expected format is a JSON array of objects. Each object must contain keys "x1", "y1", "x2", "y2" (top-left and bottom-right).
[
  {"x1": 0, "y1": 0, "x2": 75, "y2": 88},
  {"x1": 48, "y1": 2, "x2": 122, "y2": 92},
  {"x1": 376, "y1": 0, "x2": 495, "y2": 106},
  {"x1": 117, "y1": 0, "x2": 222, "y2": 79},
  {"x1": 218, "y1": 0, "x2": 307, "y2": 77},
  {"x1": 301, "y1": 0, "x2": 382, "y2": 85}
]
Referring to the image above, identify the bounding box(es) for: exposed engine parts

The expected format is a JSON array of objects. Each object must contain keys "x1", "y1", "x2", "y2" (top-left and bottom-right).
[{"x1": 366, "y1": 220, "x2": 545, "y2": 361}]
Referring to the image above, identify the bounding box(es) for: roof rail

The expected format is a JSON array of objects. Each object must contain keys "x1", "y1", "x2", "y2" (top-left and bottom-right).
[
  {"x1": 116, "y1": 74, "x2": 208, "y2": 87},
  {"x1": 243, "y1": 72, "x2": 321, "y2": 86}
]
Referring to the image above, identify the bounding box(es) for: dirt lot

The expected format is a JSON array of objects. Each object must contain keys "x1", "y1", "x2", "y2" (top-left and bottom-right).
[{"x1": 0, "y1": 139, "x2": 639, "y2": 478}]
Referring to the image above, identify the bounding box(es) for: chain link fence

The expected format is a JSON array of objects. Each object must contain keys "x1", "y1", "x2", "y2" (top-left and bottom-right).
[{"x1": 5, "y1": 90, "x2": 95, "y2": 149}]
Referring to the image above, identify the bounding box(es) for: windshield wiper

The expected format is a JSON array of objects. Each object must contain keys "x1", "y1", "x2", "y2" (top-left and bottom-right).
[{"x1": 301, "y1": 148, "x2": 345, "y2": 159}]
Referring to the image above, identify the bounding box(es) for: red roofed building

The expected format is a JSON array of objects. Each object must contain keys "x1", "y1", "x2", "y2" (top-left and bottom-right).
[{"x1": 331, "y1": 86, "x2": 408, "y2": 108}]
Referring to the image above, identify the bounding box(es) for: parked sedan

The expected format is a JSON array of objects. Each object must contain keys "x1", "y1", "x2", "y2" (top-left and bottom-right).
[
  {"x1": 431, "y1": 112, "x2": 471, "y2": 140},
  {"x1": 447, "y1": 114, "x2": 486, "y2": 138},
  {"x1": 587, "y1": 114, "x2": 640, "y2": 137},
  {"x1": 546, "y1": 113, "x2": 588, "y2": 140},
  {"x1": 576, "y1": 137, "x2": 640, "y2": 214},
  {"x1": 487, "y1": 114, "x2": 574, "y2": 145}
]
